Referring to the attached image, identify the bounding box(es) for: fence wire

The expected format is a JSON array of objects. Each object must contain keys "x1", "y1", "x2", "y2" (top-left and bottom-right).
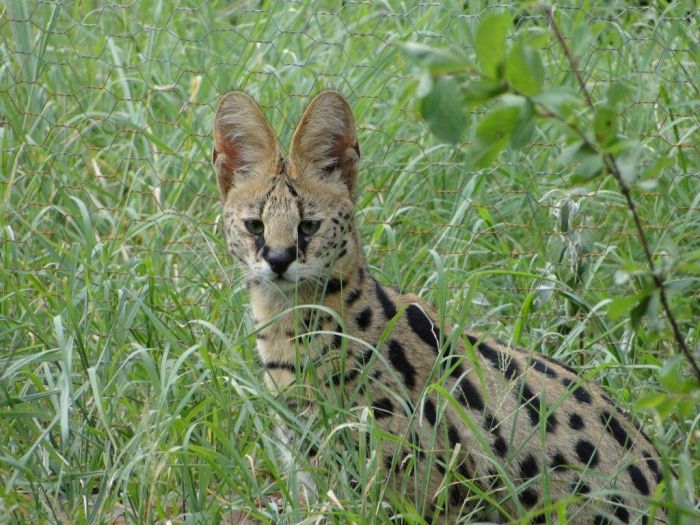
[
  {"x1": 1, "y1": 0, "x2": 699, "y2": 522},
  {"x1": 2, "y1": 1, "x2": 698, "y2": 354}
]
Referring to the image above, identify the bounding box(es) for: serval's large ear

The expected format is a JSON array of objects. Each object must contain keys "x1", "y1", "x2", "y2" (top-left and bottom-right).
[
  {"x1": 212, "y1": 91, "x2": 278, "y2": 199},
  {"x1": 288, "y1": 91, "x2": 360, "y2": 200}
]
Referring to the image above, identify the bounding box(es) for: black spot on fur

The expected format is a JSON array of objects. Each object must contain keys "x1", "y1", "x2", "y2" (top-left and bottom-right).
[
  {"x1": 493, "y1": 436, "x2": 508, "y2": 457},
  {"x1": 372, "y1": 397, "x2": 394, "y2": 419},
  {"x1": 284, "y1": 179, "x2": 297, "y2": 196},
  {"x1": 575, "y1": 439, "x2": 599, "y2": 467},
  {"x1": 254, "y1": 234, "x2": 265, "y2": 254},
  {"x1": 570, "y1": 477, "x2": 591, "y2": 495},
  {"x1": 550, "y1": 452, "x2": 568, "y2": 471},
  {"x1": 531, "y1": 357, "x2": 558, "y2": 378},
  {"x1": 384, "y1": 455, "x2": 400, "y2": 473},
  {"x1": 483, "y1": 412, "x2": 499, "y2": 432},
  {"x1": 519, "y1": 381, "x2": 557, "y2": 432},
  {"x1": 601, "y1": 411, "x2": 632, "y2": 450},
  {"x1": 265, "y1": 361, "x2": 296, "y2": 373},
  {"x1": 627, "y1": 464, "x2": 650, "y2": 495},
  {"x1": 594, "y1": 515, "x2": 611, "y2": 525},
  {"x1": 643, "y1": 451, "x2": 663, "y2": 483},
  {"x1": 331, "y1": 332, "x2": 343, "y2": 350},
  {"x1": 388, "y1": 339, "x2": 416, "y2": 389},
  {"x1": 455, "y1": 376, "x2": 484, "y2": 411},
  {"x1": 486, "y1": 469, "x2": 500, "y2": 488},
  {"x1": 325, "y1": 277, "x2": 343, "y2": 294},
  {"x1": 357, "y1": 267, "x2": 365, "y2": 284},
  {"x1": 457, "y1": 462, "x2": 471, "y2": 480},
  {"x1": 256, "y1": 332, "x2": 269, "y2": 340},
  {"x1": 357, "y1": 347, "x2": 374, "y2": 366},
  {"x1": 502, "y1": 357, "x2": 520, "y2": 380},
  {"x1": 406, "y1": 304, "x2": 440, "y2": 353},
  {"x1": 434, "y1": 454, "x2": 447, "y2": 475},
  {"x1": 520, "y1": 454, "x2": 539, "y2": 479},
  {"x1": 331, "y1": 368, "x2": 359, "y2": 386},
  {"x1": 306, "y1": 442, "x2": 319, "y2": 458},
  {"x1": 447, "y1": 425, "x2": 460, "y2": 447},
  {"x1": 541, "y1": 353, "x2": 577, "y2": 374},
  {"x1": 374, "y1": 280, "x2": 397, "y2": 319},
  {"x1": 569, "y1": 412, "x2": 585, "y2": 430},
  {"x1": 561, "y1": 377, "x2": 592, "y2": 404},
  {"x1": 611, "y1": 495, "x2": 630, "y2": 523},
  {"x1": 449, "y1": 484, "x2": 464, "y2": 507},
  {"x1": 345, "y1": 288, "x2": 362, "y2": 305},
  {"x1": 475, "y1": 341, "x2": 520, "y2": 380},
  {"x1": 519, "y1": 487, "x2": 538, "y2": 507},
  {"x1": 424, "y1": 398, "x2": 437, "y2": 426},
  {"x1": 356, "y1": 307, "x2": 372, "y2": 330},
  {"x1": 484, "y1": 412, "x2": 508, "y2": 457}
]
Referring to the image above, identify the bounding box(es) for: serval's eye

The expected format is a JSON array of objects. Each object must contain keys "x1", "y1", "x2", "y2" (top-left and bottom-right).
[
  {"x1": 244, "y1": 219, "x2": 264, "y2": 236},
  {"x1": 299, "y1": 220, "x2": 321, "y2": 236}
]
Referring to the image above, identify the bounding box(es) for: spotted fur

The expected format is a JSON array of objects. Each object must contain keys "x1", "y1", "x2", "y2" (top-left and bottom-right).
[{"x1": 212, "y1": 90, "x2": 667, "y2": 523}]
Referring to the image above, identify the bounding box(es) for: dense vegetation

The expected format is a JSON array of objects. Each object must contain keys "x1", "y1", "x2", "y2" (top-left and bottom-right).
[{"x1": 1, "y1": 1, "x2": 698, "y2": 523}]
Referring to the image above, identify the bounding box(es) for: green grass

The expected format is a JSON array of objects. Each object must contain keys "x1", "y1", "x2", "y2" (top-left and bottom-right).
[{"x1": 1, "y1": 1, "x2": 699, "y2": 523}]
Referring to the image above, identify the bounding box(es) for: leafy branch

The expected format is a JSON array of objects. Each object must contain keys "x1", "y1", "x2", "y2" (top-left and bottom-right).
[
  {"x1": 542, "y1": 5, "x2": 700, "y2": 383},
  {"x1": 404, "y1": 5, "x2": 700, "y2": 384}
]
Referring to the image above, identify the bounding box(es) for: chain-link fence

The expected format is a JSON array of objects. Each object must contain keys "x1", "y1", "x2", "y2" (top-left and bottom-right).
[{"x1": 1, "y1": 1, "x2": 698, "y2": 522}]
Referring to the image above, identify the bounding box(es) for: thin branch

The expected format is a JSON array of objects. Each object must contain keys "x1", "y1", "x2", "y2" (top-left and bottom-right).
[{"x1": 543, "y1": 4, "x2": 700, "y2": 383}]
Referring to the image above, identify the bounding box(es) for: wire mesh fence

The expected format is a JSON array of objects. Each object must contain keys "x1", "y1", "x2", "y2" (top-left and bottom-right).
[
  {"x1": 1, "y1": 0, "x2": 698, "y2": 522},
  {"x1": 3, "y1": 0, "x2": 698, "y2": 345}
]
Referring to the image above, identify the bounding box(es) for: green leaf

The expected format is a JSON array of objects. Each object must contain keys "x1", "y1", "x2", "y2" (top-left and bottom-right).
[
  {"x1": 636, "y1": 391, "x2": 677, "y2": 420},
  {"x1": 642, "y1": 157, "x2": 673, "y2": 180},
  {"x1": 532, "y1": 87, "x2": 580, "y2": 118},
  {"x1": 402, "y1": 43, "x2": 466, "y2": 75},
  {"x1": 636, "y1": 391, "x2": 666, "y2": 410},
  {"x1": 654, "y1": 397, "x2": 678, "y2": 420},
  {"x1": 556, "y1": 141, "x2": 586, "y2": 166},
  {"x1": 659, "y1": 357, "x2": 696, "y2": 395},
  {"x1": 467, "y1": 104, "x2": 520, "y2": 168},
  {"x1": 475, "y1": 11, "x2": 511, "y2": 79},
  {"x1": 419, "y1": 76, "x2": 467, "y2": 144},
  {"x1": 506, "y1": 40, "x2": 544, "y2": 96},
  {"x1": 608, "y1": 289, "x2": 651, "y2": 321},
  {"x1": 509, "y1": 100, "x2": 536, "y2": 150},
  {"x1": 678, "y1": 399, "x2": 696, "y2": 419},
  {"x1": 630, "y1": 292, "x2": 651, "y2": 329},
  {"x1": 594, "y1": 106, "x2": 617, "y2": 145},
  {"x1": 463, "y1": 79, "x2": 508, "y2": 105},
  {"x1": 606, "y1": 81, "x2": 632, "y2": 106},
  {"x1": 476, "y1": 206, "x2": 495, "y2": 228},
  {"x1": 522, "y1": 28, "x2": 549, "y2": 48},
  {"x1": 557, "y1": 141, "x2": 604, "y2": 185},
  {"x1": 416, "y1": 72, "x2": 433, "y2": 98}
]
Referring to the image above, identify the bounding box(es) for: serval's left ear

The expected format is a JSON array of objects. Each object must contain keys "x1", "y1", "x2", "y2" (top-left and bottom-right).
[{"x1": 289, "y1": 90, "x2": 360, "y2": 200}]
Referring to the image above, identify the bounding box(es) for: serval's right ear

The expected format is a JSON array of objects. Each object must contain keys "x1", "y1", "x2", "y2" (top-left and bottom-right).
[{"x1": 212, "y1": 91, "x2": 278, "y2": 199}]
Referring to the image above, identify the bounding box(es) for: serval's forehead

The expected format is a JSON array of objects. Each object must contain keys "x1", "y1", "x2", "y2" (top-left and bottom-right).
[
  {"x1": 231, "y1": 161, "x2": 293, "y2": 212},
  {"x1": 261, "y1": 176, "x2": 302, "y2": 221}
]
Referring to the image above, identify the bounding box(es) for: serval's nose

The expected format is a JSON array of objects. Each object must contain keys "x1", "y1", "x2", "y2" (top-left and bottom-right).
[{"x1": 263, "y1": 246, "x2": 297, "y2": 275}]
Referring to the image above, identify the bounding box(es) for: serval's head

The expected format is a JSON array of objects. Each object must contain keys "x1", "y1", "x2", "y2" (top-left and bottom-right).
[{"x1": 212, "y1": 91, "x2": 361, "y2": 292}]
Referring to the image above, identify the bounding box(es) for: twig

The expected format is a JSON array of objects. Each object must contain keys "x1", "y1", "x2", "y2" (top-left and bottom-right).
[{"x1": 543, "y1": 4, "x2": 700, "y2": 383}]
